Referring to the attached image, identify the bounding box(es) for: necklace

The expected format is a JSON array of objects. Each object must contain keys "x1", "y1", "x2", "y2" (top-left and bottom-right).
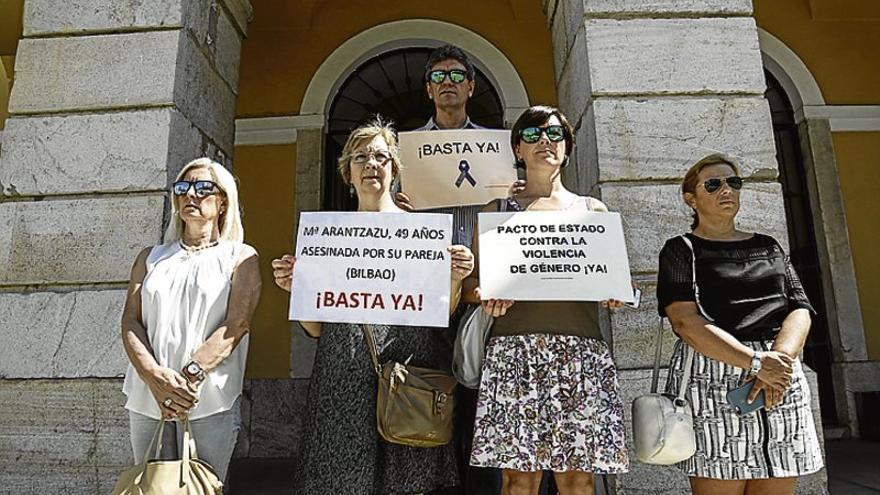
[{"x1": 179, "y1": 239, "x2": 219, "y2": 253}]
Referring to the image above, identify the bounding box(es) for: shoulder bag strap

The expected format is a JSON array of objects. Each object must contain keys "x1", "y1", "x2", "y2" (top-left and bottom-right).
[
  {"x1": 651, "y1": 235, "x2": 702, "y2": 395},
  {"x1": 361, "y1": 324, "x2": 382, "y2": 375}
]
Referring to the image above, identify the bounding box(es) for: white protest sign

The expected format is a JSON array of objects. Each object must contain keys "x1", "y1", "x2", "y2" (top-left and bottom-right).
[
  {"x1": 399, "y1": 129, "x2": 518, "y2": 209},
  {"x1": 289, "y1": 212, "x2": 453, "y2": 327},
  {"x1": 478, "y1": 211, "x2": 635, "y2": 302}
]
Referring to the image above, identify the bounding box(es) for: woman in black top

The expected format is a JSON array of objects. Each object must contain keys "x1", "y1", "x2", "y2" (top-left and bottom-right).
[{"x1": 657, "y1": 154, "x2": 823, "y2": 495}]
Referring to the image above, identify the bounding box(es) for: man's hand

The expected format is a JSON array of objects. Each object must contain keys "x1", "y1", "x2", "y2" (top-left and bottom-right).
[
  {"x1": 394, "y1": 192, "x2": 415, "y2": 212},
  {"x1": 508, "y1": 179, "x2": 526, "y2": 197}
]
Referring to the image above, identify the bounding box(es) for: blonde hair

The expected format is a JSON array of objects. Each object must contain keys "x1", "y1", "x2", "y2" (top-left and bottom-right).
[
  {"x1": 164, "y1": 157, "x2": 244, "y2": 243},
  {"x1": 682, "y1": 153, "x2": 742, "y2": 230},
  {"x1": 336, "y1": 117, "x2": 402, "y2": 184}
]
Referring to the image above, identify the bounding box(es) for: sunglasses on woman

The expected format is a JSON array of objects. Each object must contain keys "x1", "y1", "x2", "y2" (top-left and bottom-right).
[
  {"x1": 703, "y1": 176, "x2": 744, "y2": 193},
  {"x1": 427, "y1": 69, "x2": 468, "y2": 84},
  {"x1": 172, "y1": 180, "x2": 220, "y2": 198},
  {"x1": 520, "y1": 125, "x2": 566, "y2": 144}
]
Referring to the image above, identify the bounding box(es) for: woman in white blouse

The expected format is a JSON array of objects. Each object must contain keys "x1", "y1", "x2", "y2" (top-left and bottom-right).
[{"x1": 120, "y1": 157, "x2": 261, "y2": 482}]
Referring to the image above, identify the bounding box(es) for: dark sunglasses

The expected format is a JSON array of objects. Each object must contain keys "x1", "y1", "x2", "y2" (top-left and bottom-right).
[
  {"x1": 427, "y1": 69, "x2": 468, "y2": 84},
  {"x1": 520, "y1": 125, "x2": 566, "y2": 144},
  {"x1": 172, "y1": 180, "x2": 220, "y2": 198},
  {"x1": 703, "y1": 176, "x2": 744, "y2": 193}
]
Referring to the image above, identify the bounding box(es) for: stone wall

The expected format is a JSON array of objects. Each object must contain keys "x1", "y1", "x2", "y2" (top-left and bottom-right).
[
  {"x1": 0, "y1": 0, "x2": 253, "y2": 491},
  {"x1": 547, "y1": 0, "x2": 827, "y2": 492}
]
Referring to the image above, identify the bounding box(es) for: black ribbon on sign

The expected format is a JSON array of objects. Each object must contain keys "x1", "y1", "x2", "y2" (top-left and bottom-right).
[{"x1": 455, "y1": 160, "x2": 477, "y2": 188}]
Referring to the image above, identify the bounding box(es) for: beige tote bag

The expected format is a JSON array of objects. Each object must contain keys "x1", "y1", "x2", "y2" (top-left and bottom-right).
[{"x1": 112, "y1": 418, "x2": 222, "y2": 495}]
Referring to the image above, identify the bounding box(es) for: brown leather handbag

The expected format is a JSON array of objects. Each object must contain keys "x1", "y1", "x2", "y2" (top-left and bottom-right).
[{"x1": 362, "y1": 324, "x2": 457, "y2": 448}]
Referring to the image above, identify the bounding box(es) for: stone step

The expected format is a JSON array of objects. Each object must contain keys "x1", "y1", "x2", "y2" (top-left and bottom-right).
[{"x1": 823, "y1": 425, "x2": 851, "y2": 441}]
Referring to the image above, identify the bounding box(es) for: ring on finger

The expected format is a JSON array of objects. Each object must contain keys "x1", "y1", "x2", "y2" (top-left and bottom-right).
[{"x1": 163, "y1": 398, "x2": 173, "y2": 408}]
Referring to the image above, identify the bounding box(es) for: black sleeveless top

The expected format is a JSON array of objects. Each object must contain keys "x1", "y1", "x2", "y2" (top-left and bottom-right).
[{"x1": 656, "y1": 233, "x2": 815, "y2": 342}]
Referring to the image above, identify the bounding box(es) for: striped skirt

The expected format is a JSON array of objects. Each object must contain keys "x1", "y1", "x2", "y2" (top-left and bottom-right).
[{"x1": 665, "y1": 339, "x2": 824, "y2": 479}]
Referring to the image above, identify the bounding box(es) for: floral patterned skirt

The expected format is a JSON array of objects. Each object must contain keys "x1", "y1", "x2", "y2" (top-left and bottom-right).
[{"x1": 470, "y1": 334, "x2": 629, "y2": 473}]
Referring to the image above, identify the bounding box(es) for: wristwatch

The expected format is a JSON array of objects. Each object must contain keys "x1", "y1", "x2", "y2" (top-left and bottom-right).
[
  {"x1": 182, "y1": 360, "x2": 206, "y2": 384},
  {"x1": 748, "y1": 351, "x2": 763, "y2": 378}
]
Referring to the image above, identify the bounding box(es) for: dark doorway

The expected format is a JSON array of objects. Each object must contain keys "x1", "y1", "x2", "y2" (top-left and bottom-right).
[
  {"x1": 323, "y1": 47, "x2": 505, "y2": 211},
  {"x1": 764, "y1": 69, "x2": 838, "y2": 424}
]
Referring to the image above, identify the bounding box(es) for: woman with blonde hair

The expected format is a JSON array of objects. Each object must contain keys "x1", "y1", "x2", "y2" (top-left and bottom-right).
[
  {"x1": 121, "y1": 157, "x2": 261, "y2": 483},
  {"x1": 658, "y1": 153, "x2": 823, "y2": 494}
]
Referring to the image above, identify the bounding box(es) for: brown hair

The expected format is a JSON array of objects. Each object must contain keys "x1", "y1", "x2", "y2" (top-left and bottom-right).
[
  {"x1": 510, "y1": 105, "x2": 575, "y2": 169},
  {"x1": 682, "y1": 153, "x2": 742, "y2": 230},
  {"x1": 336, "y1": 116, "x2": 402, "y2": 184}
]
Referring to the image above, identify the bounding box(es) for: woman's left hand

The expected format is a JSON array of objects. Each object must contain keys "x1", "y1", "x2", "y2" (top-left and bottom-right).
[{"x1": 449, "y1": 245, "x2": 474, "y2": 281}]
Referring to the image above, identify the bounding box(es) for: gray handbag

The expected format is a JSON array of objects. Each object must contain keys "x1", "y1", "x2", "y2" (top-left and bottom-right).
[
  {"x1": 631, "y1": 318, "x2": 696, "y2": 464},
  {"x1": 632, "y1": 234, "x2": 703, "y2": 465},
  {"x1": 452, "y1": 305, "x2": 494, "y2": 388}
]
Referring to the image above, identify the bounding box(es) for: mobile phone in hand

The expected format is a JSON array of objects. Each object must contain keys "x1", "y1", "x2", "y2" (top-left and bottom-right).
[{"x1": 727, "y1": 381, "x2": 766, "y2": 415}]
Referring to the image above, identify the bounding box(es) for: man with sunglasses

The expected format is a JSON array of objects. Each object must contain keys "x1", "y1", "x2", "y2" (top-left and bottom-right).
[
  {"x1": 416, "y1": 45, "x2": 485, "y2": 132},
  {"x1": 406, "y1": 45, "x2": 501, "y2": 495}
]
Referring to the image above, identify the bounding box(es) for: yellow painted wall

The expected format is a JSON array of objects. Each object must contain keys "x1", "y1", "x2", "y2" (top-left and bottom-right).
[
  {"x1": 234, "y1": 2, "x2": 556, "y2": 376},
  {"x1": 0, "y1": 0, "x2": 23, "y2": 56},
  {"x1": 236, "y1": 0, "x2": 556, "y2": 117},
  {"x1": 832, "y1": 132, "x2": 880, "y2": 359},
  {"x1": 755, "y1": 0, "x2": 880, "y2": 104},
  {"x1": 755, "y1": 1, "x2": 880, "y2": 359},
  {"x1": 234, "y1": 143, "x2": 297, "y2": 378},
  {"x1": 0, "y1": 56, "x2": 10, "y2": 130}
]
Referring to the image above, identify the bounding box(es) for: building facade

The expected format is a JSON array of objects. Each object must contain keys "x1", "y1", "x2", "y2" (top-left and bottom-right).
[{"x1": 1, "y1": 0, "x2": 878, "y2": 492}]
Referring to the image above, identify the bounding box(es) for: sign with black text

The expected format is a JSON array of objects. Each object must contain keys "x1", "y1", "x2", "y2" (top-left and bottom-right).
[
  {"x1": 289, "y1": 212, "x2": 453, "y2": 327},
  {"x1": 399, "y1": 129, "x2": 517, "y2": 209},
  {"x1": 478, "y1": 211, "x2": 634, "y2": 302}
]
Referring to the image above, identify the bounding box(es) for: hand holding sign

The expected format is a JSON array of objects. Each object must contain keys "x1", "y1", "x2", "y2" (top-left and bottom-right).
[
  {"x1": 475, "y1": 286, "x2": 515, "y2": 317},
  {"x1": 271, "y1": 254, "x2": 295, "y2": 291},
  {"x1": 449, "y1": 245, "x2": 475, "y2": 282}
]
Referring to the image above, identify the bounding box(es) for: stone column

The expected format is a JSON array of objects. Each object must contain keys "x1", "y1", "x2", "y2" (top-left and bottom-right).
[
  {"x1": 547, "y1": 0, "x2": 826, "y2": 492},
  {"x1": 0, "y1": 0, "x2": 251, "y2": 491},
  {"x1": 289, "y1": 124, "x2": 324, "y2": 378}
]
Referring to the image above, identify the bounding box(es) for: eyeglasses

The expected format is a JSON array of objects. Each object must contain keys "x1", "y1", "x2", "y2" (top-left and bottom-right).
[
  {"x1": 351, "y1": 151, "x2": 392, "y2": 165},
  {"x1": 519, "y1": 125, "x2": 566, "y2": 144},
  {"x1": 427, "y1": 69, "x2": 468, "y2": 85},
  {"x1": 703, "y1": 176, "x2": 744, "y2": 193},
  {"x1": 172, "y1": 180, "x2": 220, "y2": 198}
]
